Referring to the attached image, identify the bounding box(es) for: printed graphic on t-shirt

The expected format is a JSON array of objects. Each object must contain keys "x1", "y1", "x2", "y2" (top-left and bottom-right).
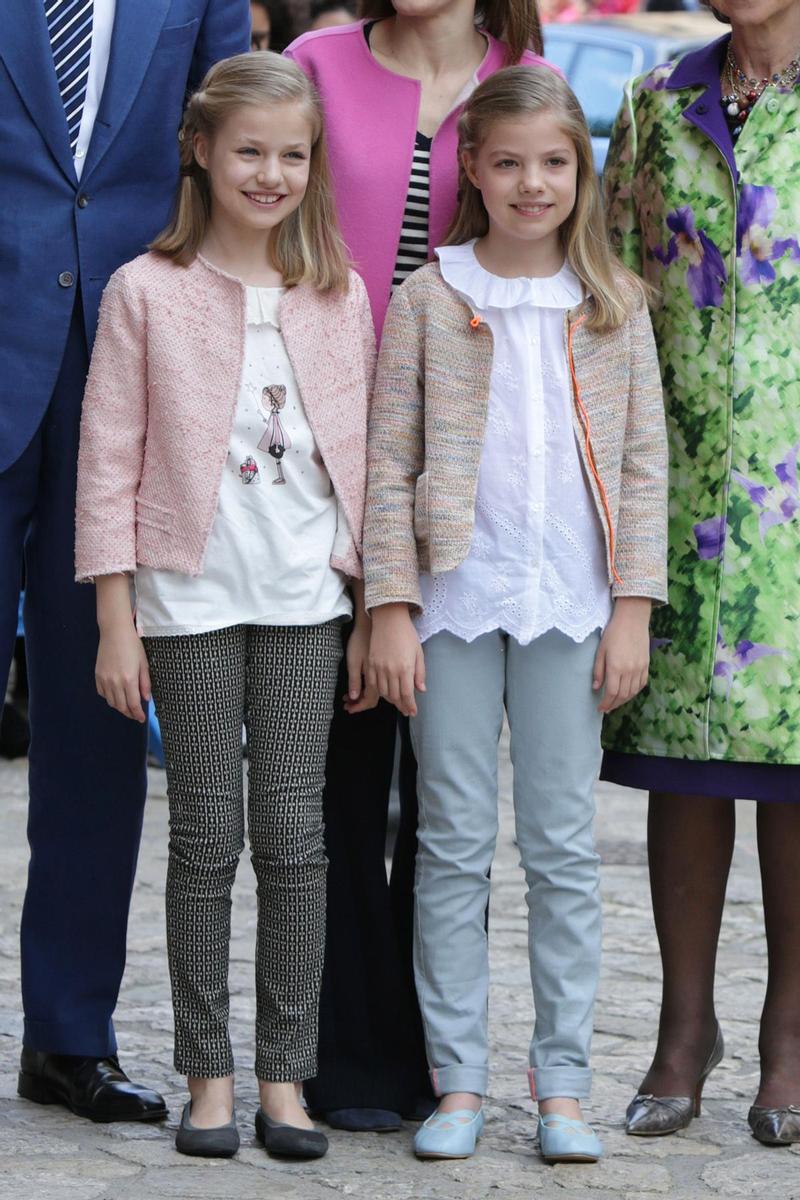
[
  {"x1": 258, "y1": 384, "x2": 291, "y2": 485},
  {"x1": 239, "y1": 455, "x2": 260, "y2": 484}
]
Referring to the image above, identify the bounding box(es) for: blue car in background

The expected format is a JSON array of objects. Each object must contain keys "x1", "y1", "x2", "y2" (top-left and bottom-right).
[{"x1": 543, "y1": 11, "x2": 722, "y2": 173}]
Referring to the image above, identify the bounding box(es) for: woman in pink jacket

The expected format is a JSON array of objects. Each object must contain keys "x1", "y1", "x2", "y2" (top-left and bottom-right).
[
  {"x1": 285, "y1": 0, "x2": 554, "y2": 1132},
  {"x1": 75, "y1": 52, "x2": 377, "y2": 1162}
]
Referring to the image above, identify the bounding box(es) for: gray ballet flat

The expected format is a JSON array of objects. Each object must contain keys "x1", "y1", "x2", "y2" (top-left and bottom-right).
[
  {"x1": 748, "y1": 1104, "x2": 800, "y2": 1145},
  {"x1": 175, "y1": 1100, "x2": 240, "y2": 1158},
  {"x1": 626, "y1": 1024, "x2": 724, "y2": 1137}
]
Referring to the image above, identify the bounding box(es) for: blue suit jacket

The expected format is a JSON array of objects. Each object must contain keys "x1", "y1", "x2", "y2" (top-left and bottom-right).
[{"x1": 0, "y1": 0, "x2": 250, "y2": 471}]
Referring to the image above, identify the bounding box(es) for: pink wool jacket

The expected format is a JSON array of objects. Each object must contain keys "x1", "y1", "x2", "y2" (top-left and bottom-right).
[
  {"x1": 75, "y1": 252, "x2": 376, "y2": 583},
  {"x1": 286, "y1": 22, "x2": 554, "y2": 338}
]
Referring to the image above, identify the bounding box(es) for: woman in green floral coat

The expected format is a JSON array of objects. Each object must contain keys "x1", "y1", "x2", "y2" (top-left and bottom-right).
[{"x1": 602, "y1": 0, "x2": 800, "y2": 1147}]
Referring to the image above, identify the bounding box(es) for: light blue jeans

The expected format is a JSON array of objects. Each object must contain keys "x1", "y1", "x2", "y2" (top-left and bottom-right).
[{"x1": 410, "y1": 628, "x2": 603, "y2": 1102}]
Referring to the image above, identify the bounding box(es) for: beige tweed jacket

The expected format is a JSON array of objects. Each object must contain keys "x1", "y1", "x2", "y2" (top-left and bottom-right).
[{"x1": 364, "y1": 262, "x2": 668, "y2": 613}]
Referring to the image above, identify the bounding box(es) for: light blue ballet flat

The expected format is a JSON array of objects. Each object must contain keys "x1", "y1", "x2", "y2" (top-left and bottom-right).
[
  {"x1": 538, "y1": 1113, "x2": 603, "y2": 1163},
  {"x1": 413, "y1": 1107, "x2": 484, "y2": 1160}
]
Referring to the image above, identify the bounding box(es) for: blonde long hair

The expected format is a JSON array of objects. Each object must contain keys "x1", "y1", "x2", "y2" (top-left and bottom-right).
[
  {"x1": 358, "y1": 0, "x2": 543, "y2": 61},
  {"x1": 444, "y1": 67, "x2": 646, "y2": 332},
  {"x1": 151, "y1": 53, "x2": 350, "y2": 293}
]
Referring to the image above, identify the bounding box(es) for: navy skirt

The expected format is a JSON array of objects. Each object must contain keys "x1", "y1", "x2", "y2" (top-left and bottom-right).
[{"x1": 601, "y1": 752, "x2": 800, "y2": 803}]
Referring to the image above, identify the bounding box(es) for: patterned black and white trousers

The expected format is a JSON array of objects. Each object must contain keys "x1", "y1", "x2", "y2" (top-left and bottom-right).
[{"x1": 144, "y1": 621, "x2": 342, "y2": 1081}]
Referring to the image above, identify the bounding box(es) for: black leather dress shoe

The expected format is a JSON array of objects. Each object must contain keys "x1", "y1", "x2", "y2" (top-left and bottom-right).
[{"x1": 18, "y1": 1049, "x2": 167, "y2": 1123}]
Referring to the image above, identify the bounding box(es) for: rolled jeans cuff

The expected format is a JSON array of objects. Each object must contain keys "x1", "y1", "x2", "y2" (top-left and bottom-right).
[
  {"x1": 529, "y1": 1066, "x2": 592, "y2": 1102},
  {"x1": 431, "y1": 1064, "x2": 488, "y2": 1098}
]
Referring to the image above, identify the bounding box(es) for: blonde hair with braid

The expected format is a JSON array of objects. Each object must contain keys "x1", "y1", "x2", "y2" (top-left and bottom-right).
[{"x1": 151, "y1": 52, "x2": 350, "y2": 293}]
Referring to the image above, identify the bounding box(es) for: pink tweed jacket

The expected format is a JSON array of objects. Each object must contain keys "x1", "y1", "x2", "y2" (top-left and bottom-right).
[
  {"x1": 364, "y1": 262, "x2": 668, "y2": 612},
  {"x1": 75, "y1": 252, "x2": 375, "y2": 583}
]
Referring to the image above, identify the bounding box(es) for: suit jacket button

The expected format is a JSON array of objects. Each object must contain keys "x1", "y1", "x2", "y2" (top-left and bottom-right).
[
  {"x1": 58, "y1": 271, "x2": 75, "y2": 288},
  {"x1": 695, "y1": 102, "x2": 708, "y2": 115},
  {"x1": 77, "y1": 195, "x2": 89, "y2": 208}
]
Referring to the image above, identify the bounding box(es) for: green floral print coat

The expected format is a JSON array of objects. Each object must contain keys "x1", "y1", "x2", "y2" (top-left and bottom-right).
[{"x1": 602, "y1": 36, "x2": 800, "y2": 765}]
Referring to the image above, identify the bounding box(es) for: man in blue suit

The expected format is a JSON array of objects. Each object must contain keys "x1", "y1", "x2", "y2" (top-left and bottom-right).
[{"x1": 0, "y1": 0, "x2": 249, "y2": 1121}]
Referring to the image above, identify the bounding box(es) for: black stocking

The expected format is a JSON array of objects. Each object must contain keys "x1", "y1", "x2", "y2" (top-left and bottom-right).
[
  {"x1": 755, "y1": 799, "x2": 800, "y2": 1108},
  {"x1": 638, "y1": 791, "x2": 735, "y2": 1097}
]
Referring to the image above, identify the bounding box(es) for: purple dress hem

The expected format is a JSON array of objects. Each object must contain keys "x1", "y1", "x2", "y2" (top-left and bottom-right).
[{"x1": 601, "y1": 751, "x2": 799, "y2": 804}]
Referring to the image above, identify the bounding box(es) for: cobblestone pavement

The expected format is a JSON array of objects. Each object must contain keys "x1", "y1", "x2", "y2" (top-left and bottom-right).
[{"x1": 1, "y1": 747, "x2": 798, "y2": 1200}]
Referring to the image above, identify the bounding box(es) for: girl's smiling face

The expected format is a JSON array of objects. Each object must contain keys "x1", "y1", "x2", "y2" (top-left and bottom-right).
[
  {"x1": 194, "y1": 101, "x2": 313, "y2": 239},
  {"x1": 463, "y1": 110, "x2": 578, "y2": 268}
]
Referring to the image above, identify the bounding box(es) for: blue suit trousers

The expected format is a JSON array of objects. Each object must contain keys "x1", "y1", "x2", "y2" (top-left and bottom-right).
[{"x1": 0, "y1": 295, "x2": 147, "y2": 1055}]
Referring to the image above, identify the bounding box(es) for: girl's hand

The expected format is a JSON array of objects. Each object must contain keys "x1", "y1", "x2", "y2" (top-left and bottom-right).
[
  {"x1": 344, "y1": 616, "x2": 379, "y2": 714},
  {"x1": 367, "y1": 602, "x2": 425, "y2": 718},
  {"x1": 95, "y1": 573, "x2": 151, "y2": 723},
  {"x1": 593, "y1": 596, "x2": 652, "y2": 714},
  {"x1": 96, "y1": 624, "x2": 151, "y2": 723}
]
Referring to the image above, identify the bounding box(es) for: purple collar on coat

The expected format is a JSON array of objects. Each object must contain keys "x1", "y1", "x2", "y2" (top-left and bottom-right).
[{"x1": 665, "y1": 34, "x2": 737, "y2": 182}]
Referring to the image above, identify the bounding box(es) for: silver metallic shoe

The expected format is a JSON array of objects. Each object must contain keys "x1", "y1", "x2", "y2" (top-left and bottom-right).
[
  {"x1": 625, "y1": 1024, "x2": 724, "y2": 1137},
  {"x1": 748, "y1": 1104, "x2": 800, "y2": 1145}
]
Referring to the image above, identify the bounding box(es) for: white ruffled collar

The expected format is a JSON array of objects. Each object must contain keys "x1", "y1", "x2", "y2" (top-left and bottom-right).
[
  {"x1": 245, "y1": 285, "x2": 284, "y2": 328},
  {"x1": 436, "y1": 240, "x2": 584, "y2": 311}
]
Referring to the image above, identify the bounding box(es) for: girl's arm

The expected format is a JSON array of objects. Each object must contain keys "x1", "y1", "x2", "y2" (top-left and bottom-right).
[
  {"x1": 613, "y1": 290, "x2": 669, "y2": 604},
  {"x1": 593, "y1": 596, "x2": 651, "y2": 714},
  {"x1": 95, "y1": 575, "x2": 151, "y2": 723},
  {"x1": 594, "y1": 290, "x2": 668, "y2": 714},
  {"x1": 363, "y1": 284, "x2": 425, "y2": 612},
  {"x1": 368, "y1": 602, "x2": 425, "y2": 719},
  {"x1": 75, "y1": 267, "x2": 152, "y2": 719},
  {"x1": 363, "y1": 283, "x2": 427, "y2": 715},
  {"x1": 75, "y1": 268, "x2": 149, "y2": 582}
]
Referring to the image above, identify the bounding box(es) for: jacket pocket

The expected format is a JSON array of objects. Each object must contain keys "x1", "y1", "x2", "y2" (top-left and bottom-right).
[
  {"x1": 154, "y1": 18, "x2": 200, "y2": 49},
  {"x1": 135, "y1": 496, "x2": 174, "y2": 534},
  {"x1": 413, "y1": 471, "x2": 429, "y2": 546}
]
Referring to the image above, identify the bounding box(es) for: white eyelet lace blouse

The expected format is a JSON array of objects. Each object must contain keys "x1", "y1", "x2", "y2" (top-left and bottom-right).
[{"x1": 414, "y1": 241, "x2": 613, "y2": 647}]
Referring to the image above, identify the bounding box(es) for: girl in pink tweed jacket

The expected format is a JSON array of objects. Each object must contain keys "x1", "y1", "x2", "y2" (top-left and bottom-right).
[
  {"x1": 75, "y1": 53, "x2": 376, "y2": 1162},
  {"x1": 364, "y1": 67, "x2": 668, "y2": 1164}
]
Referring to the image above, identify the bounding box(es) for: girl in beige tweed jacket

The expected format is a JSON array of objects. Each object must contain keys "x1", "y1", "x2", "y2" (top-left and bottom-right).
[{"x1": 363, "y1": 68, "x2": 668, "y2": 1164}]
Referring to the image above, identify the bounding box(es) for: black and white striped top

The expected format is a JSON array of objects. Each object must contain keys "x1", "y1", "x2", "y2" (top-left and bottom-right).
[
  {"x1": 391, "y1": 131, "x2": 432, "y2": 291},
  {"x1": 362, "y1": 23, "x2": 433, "y2": 292}
]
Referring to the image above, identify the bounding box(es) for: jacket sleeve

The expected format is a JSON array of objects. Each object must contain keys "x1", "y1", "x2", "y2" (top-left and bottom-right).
[
  {"x1": 612, "y1": 291, "x2": 668, "y2": 604},
  {"x1": 190, "y1": 0, "x2": 251, "y2": 91},
  {"x1": 363, "y1": 284, "x2": 425, "y2": 611},
  {"x1": 357, "y1": 272, "x2": 378, "y2": 408},
  {"x1": 74, "y1": 271, "x2": 148, "y2": 583},
  {"x1": 604, "y1": 81, "x2": 644, "y2": 275},
  {"x1": 329, "y1": 275, "x2": 376, "y2": 581}
]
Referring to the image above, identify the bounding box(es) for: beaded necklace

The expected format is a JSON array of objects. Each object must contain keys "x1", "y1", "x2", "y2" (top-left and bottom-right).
[{"x1": 721, "y1": 44, "x2": 800, "y2": 141}]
